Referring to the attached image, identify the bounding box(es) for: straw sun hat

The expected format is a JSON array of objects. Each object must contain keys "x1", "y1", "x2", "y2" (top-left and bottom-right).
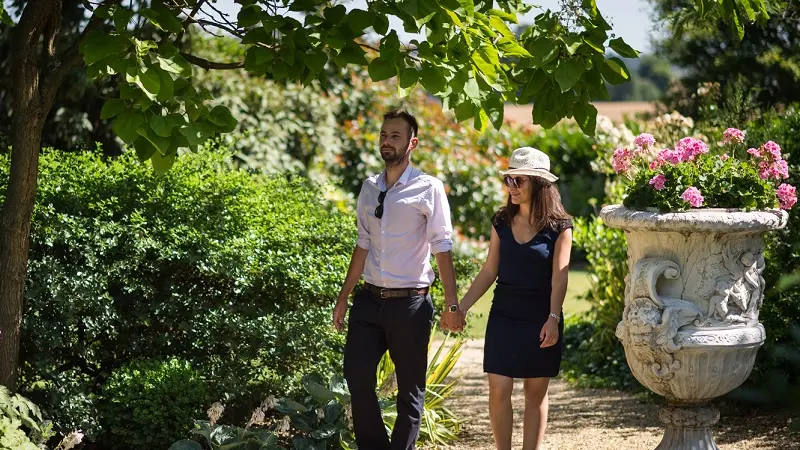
[{"x1": 499, "y1": 147, "x2": 558, "y2": 182}]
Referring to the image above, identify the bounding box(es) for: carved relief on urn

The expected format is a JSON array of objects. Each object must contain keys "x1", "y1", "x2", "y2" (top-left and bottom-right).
[{"x1": 600, "y1": 205, "x2": 788, "y2": 449}]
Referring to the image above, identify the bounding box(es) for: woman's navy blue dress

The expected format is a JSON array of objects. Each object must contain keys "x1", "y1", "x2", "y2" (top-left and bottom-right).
[{"x1": 483, "y1": 214, "x2": 572, "y2": 378}]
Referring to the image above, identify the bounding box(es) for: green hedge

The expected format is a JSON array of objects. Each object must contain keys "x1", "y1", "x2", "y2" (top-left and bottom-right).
[{"x1": 13, "y1": 149, "x2": 354, "y2": 441}]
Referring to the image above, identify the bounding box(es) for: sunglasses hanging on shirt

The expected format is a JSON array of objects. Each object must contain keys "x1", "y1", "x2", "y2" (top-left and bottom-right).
[{"x1": 375, "y1": 190, "x2": 387, "y2": 219}]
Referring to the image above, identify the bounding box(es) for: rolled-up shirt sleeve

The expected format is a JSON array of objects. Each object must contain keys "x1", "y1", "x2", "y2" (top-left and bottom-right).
[
  {"x1": 425, "y1": 180, "x2": 453, "y2": 254},
  {"x1": 356, "y1": 182, "x2": 371, "y2": 250}
]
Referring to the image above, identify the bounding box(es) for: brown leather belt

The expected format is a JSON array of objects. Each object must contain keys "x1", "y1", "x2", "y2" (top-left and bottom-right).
[{"x1": 364, "y1": 283, "x2": 429, "y2": 298}]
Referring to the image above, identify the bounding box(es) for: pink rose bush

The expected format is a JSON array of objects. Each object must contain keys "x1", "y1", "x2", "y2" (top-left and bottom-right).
[{"x1": 616, "y1": 129, "x2": 796, "y2": 212}]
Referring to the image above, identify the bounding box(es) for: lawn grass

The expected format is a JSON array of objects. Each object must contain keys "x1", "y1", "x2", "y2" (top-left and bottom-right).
[{"x1": 461, "y1": 269, "x2": 593, "y2": 339}]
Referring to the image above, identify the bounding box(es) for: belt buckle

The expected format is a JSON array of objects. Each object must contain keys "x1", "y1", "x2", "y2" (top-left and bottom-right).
[{"x1": 380, "y1": 288, "x2": 390, "y2": 298}]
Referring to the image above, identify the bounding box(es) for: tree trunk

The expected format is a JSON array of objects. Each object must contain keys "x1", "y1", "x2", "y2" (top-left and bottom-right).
[
  {"x1": 0, "y1": 108, "x2": 45, "y2": 391},
  {"x1": 0, "y1": 0, "x2": 62, "y2": 391}
]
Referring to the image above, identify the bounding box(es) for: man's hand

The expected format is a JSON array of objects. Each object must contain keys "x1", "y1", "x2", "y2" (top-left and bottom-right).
[{"x1": 333, "y1": 297, "x2": 349, "y2": 332}]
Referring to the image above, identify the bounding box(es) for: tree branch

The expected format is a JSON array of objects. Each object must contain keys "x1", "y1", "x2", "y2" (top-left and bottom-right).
[
  {"x1": 175, "y1": 0, "x2": 207, "y2": 42},
  {"x1": 40, "y1": 0, "x2": 120, "y2": 108},
  {"x1": 180, "y1": 52, "x2": 245, "y2": 70}
]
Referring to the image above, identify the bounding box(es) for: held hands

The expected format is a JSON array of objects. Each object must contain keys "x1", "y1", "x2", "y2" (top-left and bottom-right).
[
  {"x1": 539, "y1": 315, "x2": 560, "y2": 348},
  {"x1": 439, "y1": 302, "x2": 466, "y2": 333}
]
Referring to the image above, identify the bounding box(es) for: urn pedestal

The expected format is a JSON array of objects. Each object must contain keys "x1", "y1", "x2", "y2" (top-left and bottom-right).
[{"x1": 599, "y1": 205, "x2": 788, "y2": 450}]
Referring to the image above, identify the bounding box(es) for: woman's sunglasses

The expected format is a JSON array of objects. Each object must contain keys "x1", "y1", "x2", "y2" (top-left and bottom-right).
[
  {"x1": 503, "y1": 175, "x2": 528, "y2": 189},
  {"x1": 375, "y1": 190, "x2": 387, "y2": 219}
]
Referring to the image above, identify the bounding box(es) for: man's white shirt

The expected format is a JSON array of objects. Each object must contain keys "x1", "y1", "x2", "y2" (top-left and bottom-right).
[{"x1": 356, "y1": 164, "x2": 453, "y2": 288}]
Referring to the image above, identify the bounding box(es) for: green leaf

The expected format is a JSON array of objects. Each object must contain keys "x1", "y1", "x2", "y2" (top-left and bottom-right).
[
  {"x1": 80, "y1": 31, "x2": 130, "y2": 66},
  {"x1": 419, "y1": 63, "x2": 446, "y2": 94},
  {"x1": 484, "y1": 95, "x2": 504, "y2": 130},
  {"x1": 732, "y1": 8, "x2": 744, "y2": 40},
  {"x1": 574, "y1": 102, "x2": 598, "y2": 135},
  {"x1": 244, "y1": 47, "x2": 276, "y2": 73},
  {"x1": 151, "y1": 151, "x2": 177, "y2": 174},
  {"x1": 464, "y1": 76, "x2": 482, "y2": 101},
  {"x1": 455, "y1": 101, "x2": 475, "y2": 122},
  {"x1": 609, "y1": 38, "x2": 639, "y2": 58},
  {"x1": 562, "y1": 35, "x2": 583, "y2": 55},
  {"x1": 554, "y1": 58, "x2": 584, "y2": 92},
  {"x1": 487, "y1": 9, "x2": 517, "y2": 23},
  {"x1": 347, "y1": 9, "x2": 376, "y2": 32},
  {"x1": 113, "y1": 111, "x2": 146, "y2": 143},
  {"x1": 179, "y1": 122, "x2": 214, "y2": 149},
  {"x1": 527, "y1": 38, "x2": 559, "y2": 67},
  {"x1": 302, "y1": 376, "x2": 336, "y2": 403},
  {"x1": 134, "y1": 38, "x2": 158, "y2": 57},
  {"x1": 134, "y1": 67, "x2": 161, "y2": 100},
  {"x1": 168, "y1": 440, "x2": 203, "y2": 450},
  {"x1": 497, "y1": 36, "x2": 531, "y2": 57},
  {"x1": 373, "y1": 14, "x2": 390, "y2": 35},
  {"x1": 474, "y1": 108, "x2": 489, "y2": 131},
  {"x1": 738, "y1": 0, "x2": 756, "y2": 22},
  {"x1": 583, "y1": 30, "x2": 607, "y2": 54},
  {"x1": 367, "y1": 57, "x2": 396, "y2": 81},
  {"x1": 0, "y1": 5, "x2": 14, "y2": 26},
  {"x1": 324, "y1": 4, "x2": 347, "y2": 25},
  {"x1": 305, "y1": 50, "x2": 328, "y2": 74},
  {"x1": 208, "y1": 105, "x2": 238, "y2": 133},
  {"x1": 238, "y1": 4, "x2": 263, "y2": 28},
  {"x1": 399, "y1": 68, "x2": 418, "y2": 88},
  {"x1": 156, "y1": 69, "x2": 174, "y2": 102},
  {"x1": 339, "y1": 42, "x2": 368, "y2": 65},
  {"x1": 157, "y1": 54, "x2": 192, "y2": 76},
  {"x1": 472, "y1": 45, "x2": 498, "y2": 82},
  {"x1": 137, "y1": 126, "x2": 171, "y2": 155},
  {"x1": 141, "y1": 4, "x2": 183, "y2": 34},
  {"x1": 289, "y1": 0, "x2": 317, "y2": 11},
  {"x1": 133, "y1": 136, "x2": 157, "y2": 161},
  {"x1": 110, "y1": 6, "x2": 133, "y2": 31},
  {"x1": 150, "y1": 115, "x2": 172, "y2": 138},
  {"x1": 100, "y1": 99, "x2": 126, "y2": 120},
  {"x1": 242, "y1": 27, "x2": 273, "y2": 45},
  {"x1": 457, "y1": 0, "x2": 475, "y2": 17},
  {"x1": 601, "y1": 57, "x2": 630, "y2": 85},
  {"x1": 519, "y1": 70, "x2": 549, "y2": 102}
]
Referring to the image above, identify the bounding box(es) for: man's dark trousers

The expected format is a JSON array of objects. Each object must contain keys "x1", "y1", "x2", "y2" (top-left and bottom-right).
[{"x1": 343, "y1": 287, "x2": 433, "y2": 450}]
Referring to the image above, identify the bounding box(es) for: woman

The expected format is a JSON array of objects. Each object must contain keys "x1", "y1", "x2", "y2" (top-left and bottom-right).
[{"x1": 458, "y1": 147, "x2": 572, "y2": 450}]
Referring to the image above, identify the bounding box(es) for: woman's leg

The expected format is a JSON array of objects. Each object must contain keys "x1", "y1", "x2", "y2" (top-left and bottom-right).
[
  {"x1": 521, "y1": 377, "x2": 550, "y2": 450},
  {"x1": 487, "y1": 373, "x2": 514, "y2": 450}
]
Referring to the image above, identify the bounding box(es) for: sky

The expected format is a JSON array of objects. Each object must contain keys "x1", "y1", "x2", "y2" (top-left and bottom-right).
[
  {"x1": 1, "y1": 0, "x2": 657, "y2": 53},
  {"x1": 212, "y1": 0, "x2": 658, "y2": 54}
]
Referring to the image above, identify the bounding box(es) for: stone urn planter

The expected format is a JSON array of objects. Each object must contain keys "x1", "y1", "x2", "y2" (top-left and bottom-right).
[{"x1": 599, "y1": 205, "x2": 789, "y2": 450}]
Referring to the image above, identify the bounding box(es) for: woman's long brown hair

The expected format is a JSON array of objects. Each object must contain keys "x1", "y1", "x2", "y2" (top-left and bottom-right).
[{"x1": 494, "y1": 176, "x2": 571, "y2": 231}]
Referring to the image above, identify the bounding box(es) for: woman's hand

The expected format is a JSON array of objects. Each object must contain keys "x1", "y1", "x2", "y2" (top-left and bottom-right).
[{"x1": 539, "y1": 316, "x2": 559, "y2": 348}]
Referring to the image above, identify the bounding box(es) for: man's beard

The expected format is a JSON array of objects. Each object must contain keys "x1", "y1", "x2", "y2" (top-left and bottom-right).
[{"x1": 380, "y1": 146, "x2": 406, "y2": 167}]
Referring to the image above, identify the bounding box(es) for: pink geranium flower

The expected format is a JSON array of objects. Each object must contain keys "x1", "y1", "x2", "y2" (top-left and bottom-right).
[
  {"x1": 634, "y1": 133, "x2": 656, "y2": 149},
  {"x1": 777, "y1": 183, "x2": 797, "y2": 210},
  {"x1": 612, "y1": 147, "x2": 633, "y2": 174},
  {"x1": 764, "y1": 141, "x2": 782, "y2": 160},
  {"x1": 649, "y1": 174, "x2": 666, "y2": 190},
  {"x1": 722, "y1": 128, "x2": 745, "y2": 145},
  {"x1": 675, "y1": 137, "x2": 709, "y2": 162},
  {"x1": 681, "y1": 187, "x2": 704, "y2": 208}
]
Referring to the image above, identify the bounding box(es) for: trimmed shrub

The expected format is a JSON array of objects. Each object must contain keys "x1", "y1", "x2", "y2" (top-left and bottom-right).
[
  {"x1": 100, "y1": 359, "x2": 210, "y2": 449},
  {"x1": 12, "y1": 148, "x2": 354, "y2": 439}
]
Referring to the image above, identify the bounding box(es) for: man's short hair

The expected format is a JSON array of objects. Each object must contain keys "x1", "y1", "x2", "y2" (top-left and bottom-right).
[{"x1": 383, "y1": 109, "x2": 419, "y2": 139}]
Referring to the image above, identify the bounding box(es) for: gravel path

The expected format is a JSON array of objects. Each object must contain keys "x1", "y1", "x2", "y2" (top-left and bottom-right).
[{"x1": 439, "y1": 339, "x2": 797, "y2": 450}]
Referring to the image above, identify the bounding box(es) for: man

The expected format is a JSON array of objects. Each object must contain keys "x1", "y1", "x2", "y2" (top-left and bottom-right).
[{"x1": 333, "y1": 109, "x2": 463, "y2": 450}]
